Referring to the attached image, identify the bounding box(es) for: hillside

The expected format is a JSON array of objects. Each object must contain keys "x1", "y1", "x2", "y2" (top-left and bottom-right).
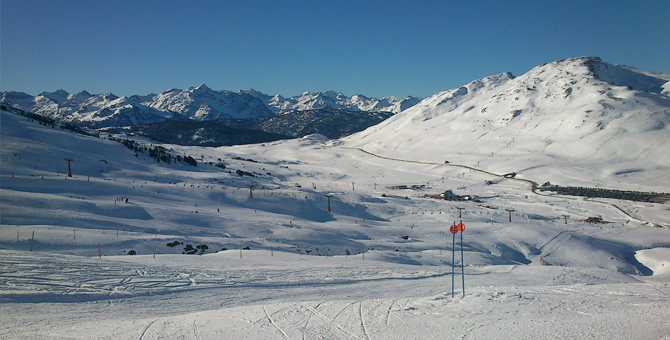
[
  {"x1": 110, "y1": 108, "x2": 394, "y2": 146},
  {"x1": 343, "y1": 57, "x2": 670, "y2": 192}
]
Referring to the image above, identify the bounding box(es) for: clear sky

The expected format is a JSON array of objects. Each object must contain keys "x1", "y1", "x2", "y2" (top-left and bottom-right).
[{"x1": 2, "y1": 0, "x2": 669, "y2": 99}]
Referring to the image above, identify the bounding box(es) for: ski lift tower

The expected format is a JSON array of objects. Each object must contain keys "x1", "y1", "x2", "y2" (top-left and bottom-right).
[
  {"x1": 505, "y1": 208, "x2": 515, "y2": 222},
  {"x1": 64, "y1": 158, "x2": 74, "y2": 177},
  {"x1": 324, "y1": 193, "x2": 334, "y2": 212},
  {"x1": 246, "y1": 182, "x2": 256, "y2": 198},
  {"x1": 456, "y1": 207, "x2": 465, "y2": 218},
  {"x1": 562, "y1": 215, "x2": 569, "y2": 224}
]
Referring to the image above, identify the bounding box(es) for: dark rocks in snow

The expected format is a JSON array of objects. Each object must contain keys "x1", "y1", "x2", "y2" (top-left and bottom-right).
[
  {"x1": 236, "y1": 169, "x2": 255, "y2": 177},
  {"x1": 183, "y1": 244, "x2": 197, "y2": 254}
]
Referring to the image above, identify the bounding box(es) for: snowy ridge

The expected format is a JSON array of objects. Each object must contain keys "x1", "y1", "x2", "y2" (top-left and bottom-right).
[
  {"x1": 343, "y1": 57, "x2": 670, "y2": 191},
  {"x1": 266, "y1": 90, "x2": 421, "y2": 114},
  {"x1": 1, "y1": 86, "x2": 421, "y2": 128}
]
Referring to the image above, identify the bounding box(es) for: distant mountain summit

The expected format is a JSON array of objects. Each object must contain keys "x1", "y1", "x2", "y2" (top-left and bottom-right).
[
  {"x1": 1, "y1": 85, "x2": 422, "y2": 128},
  {"x1": 343, "y1": 57, "x2": 670, "y2": 190},
  {"x1": 264, "y1": 91, "x2": 421, "y2": 115}
]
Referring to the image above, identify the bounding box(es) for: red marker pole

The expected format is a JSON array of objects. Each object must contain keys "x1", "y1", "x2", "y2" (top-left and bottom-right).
[
  {"x1": 452, "y1": 226, "x2": 455, "y2": 298},
  {"x1": 450, "y1": 222, "x2": 458, "y2": 298}
]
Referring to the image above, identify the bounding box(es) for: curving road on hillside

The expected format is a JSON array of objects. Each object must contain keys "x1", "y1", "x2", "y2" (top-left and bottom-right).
[{"x1": 335, "y1": 146, "x2": 666, "y2": 228}]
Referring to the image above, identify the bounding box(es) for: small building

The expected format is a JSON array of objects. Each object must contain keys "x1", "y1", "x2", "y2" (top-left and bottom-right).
[
  {"x1": 441, "y1": 190, "x2": 460, "y2": 200},
  {"x1": 440, "y1": 190, "x2": 474, "y2": 202}
]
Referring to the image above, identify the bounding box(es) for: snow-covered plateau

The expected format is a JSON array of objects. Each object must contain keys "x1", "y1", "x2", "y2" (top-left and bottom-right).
[{"x1": 1, "y1": 56, "x2": 670, "y2": 339}]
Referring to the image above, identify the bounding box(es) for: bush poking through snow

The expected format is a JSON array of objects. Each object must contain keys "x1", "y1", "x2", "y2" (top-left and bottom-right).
[{"x1": 166, "y1": 241, "x2": 181, "y2": 247}]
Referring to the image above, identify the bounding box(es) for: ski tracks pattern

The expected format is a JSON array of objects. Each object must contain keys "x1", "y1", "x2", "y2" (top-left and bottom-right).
[
  {"x1": 264, "y1": 304, "x2": 291, "y2": 340},
  {"x1": 301, "y1": 302, "x2": 322, "y2": 340},
  {"x1": 304, "y1": 303, "x2": 363, "y2": 340}
]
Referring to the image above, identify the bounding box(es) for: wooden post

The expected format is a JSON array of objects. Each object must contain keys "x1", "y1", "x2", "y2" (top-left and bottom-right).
[
  {"x1": 117, "y1": 227, "x2": 119, "y2": 238},
  {"x1": 153, "y1": 247, "x2": 156, "y2": 259},
  {"x1": 30, "y1": 231, "x2": 35, "y2": 252},
  {"x1": 17, "y1": 230, "x2": 19, "y2": 242},
  {"x1": 98, "y1": 243, "x2": 102, "y2": 259},
  {"x1": 271, "y1": 246, "x2": 273, "y2": 257},
  {"x1": 74, "y1": 228, "x2": 76, "y2": 240}
]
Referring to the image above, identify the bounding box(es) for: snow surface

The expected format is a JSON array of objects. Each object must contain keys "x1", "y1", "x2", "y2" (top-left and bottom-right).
[{"x1": 2, "y1": 56, "x2": 670, "y2": 338}]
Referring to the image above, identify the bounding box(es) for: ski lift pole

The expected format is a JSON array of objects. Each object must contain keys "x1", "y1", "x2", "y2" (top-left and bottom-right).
[{"x1": 460, "y1": 220, "x2": 465, "y2": 298}]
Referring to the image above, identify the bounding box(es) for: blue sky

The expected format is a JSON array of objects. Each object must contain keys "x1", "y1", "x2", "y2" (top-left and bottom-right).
[{"x1": 2, "y1": 0, "x2": 669, "y2": 98}]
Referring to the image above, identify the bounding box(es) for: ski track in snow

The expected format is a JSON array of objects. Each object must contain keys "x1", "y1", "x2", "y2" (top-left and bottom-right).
[
  {"x1": 359, "y1": 301, "x2": 370, "y2": 340},
  {"x1": 138, "y1": 318, "x2": 157, "y2": 340},
  {"x1": 192, "y1": 319, "x2": 200, "y2": 340},
  {"x1": 264, "y1": 303, "x2": 291, "y2": 340},
  {"x1": 385, "y1": 298, "x2": 398, "y2": 325}
]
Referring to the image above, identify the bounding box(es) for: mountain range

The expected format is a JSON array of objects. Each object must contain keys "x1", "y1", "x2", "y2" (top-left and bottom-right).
[{"x1": 1, "y1": 86, "x2": 421, "y2": 128}]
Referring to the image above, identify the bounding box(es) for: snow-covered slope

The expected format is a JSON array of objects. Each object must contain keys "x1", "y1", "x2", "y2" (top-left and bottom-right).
[
  {"x1": 1, "y1": 86, "x2": 421, "y2": 128},
  {"x1": 343, "y1": 57, "x2": 670, "y2": 191},
  {"x1": 2, "y1": 104, "x2": 670, "y2": 339}
]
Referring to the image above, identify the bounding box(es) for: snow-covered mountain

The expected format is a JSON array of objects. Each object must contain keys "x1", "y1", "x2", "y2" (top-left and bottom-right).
[
  {"x1": 139, "y1": 84, "x2": 274, "y2": 121},
  {"x1": 1, "y1": 90, "x2": 172, "y2": 127},
  {"x1": 343, "y1": 57, "x2": 670, "y2": 190},
  {"x1": 1, "y1": 85, "x2": 421, "y2": 128},
  {"x1": 264, "y1": 90, "x2": 421, "y2": 114}
]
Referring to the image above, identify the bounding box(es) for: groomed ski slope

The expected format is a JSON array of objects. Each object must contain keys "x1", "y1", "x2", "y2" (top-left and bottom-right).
[{"x1": 1, "y1": 109, "x2": 670, "y2": 339}]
